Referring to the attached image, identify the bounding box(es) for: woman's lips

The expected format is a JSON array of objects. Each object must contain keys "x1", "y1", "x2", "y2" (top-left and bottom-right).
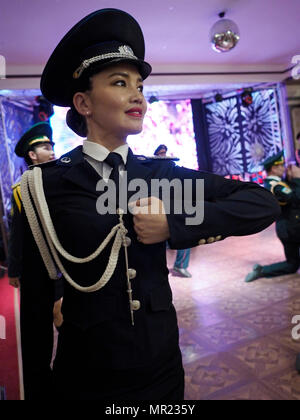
[{"x1": 126, "y1": 108, "x2": 143, "y2": 118}]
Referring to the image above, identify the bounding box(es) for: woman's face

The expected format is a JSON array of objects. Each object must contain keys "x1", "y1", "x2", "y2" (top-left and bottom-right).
[
  {"x1": 272, "y1": 163, "x2": 285, "y2": 178},
  {"x1": 85, "y1": 63, "x2": 147, "y2": 142},
  {"x1": 28, "y1": 143, "x2": 55, "y2": 164}
]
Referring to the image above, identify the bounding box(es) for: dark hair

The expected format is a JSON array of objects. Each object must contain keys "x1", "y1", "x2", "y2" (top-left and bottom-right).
[
  {"x1": 66, "y1": 107, "x2": 88, "y2": 137},
  {"x1": 24, "y1": 144, "x2": 39, "y2": 166},
  {"x1": 66, "y1": 63, "x2": 107, "y2": 137},
  {"x1": 296, "y1": 132, "x2": 300, "y2": 140},
  {"x1": 24, "y1": 155, "x2": 32, "y2": 167},
  {"x1": 25, "y1": 143, "x2": 53, "y2": 166},
  {"x1": 266, "y1": 167, "x2": 272, "y2": 175}
]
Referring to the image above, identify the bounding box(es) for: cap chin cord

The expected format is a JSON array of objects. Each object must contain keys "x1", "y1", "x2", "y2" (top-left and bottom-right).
[{"x1": 73, "y1": 45, "x2": 138, "y2": 79}]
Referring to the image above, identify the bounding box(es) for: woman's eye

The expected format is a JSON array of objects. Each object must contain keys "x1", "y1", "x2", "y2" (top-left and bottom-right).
[
  {"x1": 138, "y1": 85, "x2": 144, "y2": 93},
  {"x1": 115, "y1": 80, "x2": 126, "y2": 86}
]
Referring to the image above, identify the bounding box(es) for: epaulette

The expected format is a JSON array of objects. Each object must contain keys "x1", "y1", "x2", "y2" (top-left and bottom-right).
[
  {"x1": 268, "y1": 180, "x2": 291, "y2": 206},
  {"x1": 149, "y1": 156, "x2": 180, "y2": 161},
  {"x1": 11, "y1": 181, "x2": 20, "y2": 190},
  {"x1": 134, "y1": 155, "x2": 154, "y2": 163},
  {"x1": 270, "y1": 180, "x2": 291, "y2": 194},
  {"x1": 11, "y1": 182, "x2": 22, "y2": 213},
  {"x1": 28, "y1": 158, "x2": 58, "y2": 170},
  {"x1": 134, "y1": 155, "x2": 179, "y2": 163}
]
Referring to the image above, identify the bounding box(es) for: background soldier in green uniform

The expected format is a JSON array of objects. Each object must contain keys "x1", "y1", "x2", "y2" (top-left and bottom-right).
[
  {"x1": 9, "y1": 122, "x2": 56, "y2": 288},
  {"x1": 245, "y1": 151, "x2": 300, "y2": 282},
  {"x1": 8, "y1": 122, "x2": 63, "y2": 400}
]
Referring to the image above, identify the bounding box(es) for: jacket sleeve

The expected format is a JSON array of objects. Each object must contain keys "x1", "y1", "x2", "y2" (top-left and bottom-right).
[
  {"x1": 8, "y1": 192, "x2": 23, "y2": 278},
  {"x1": 166, "y1": 166, "x2": 281, "y2": 249}
]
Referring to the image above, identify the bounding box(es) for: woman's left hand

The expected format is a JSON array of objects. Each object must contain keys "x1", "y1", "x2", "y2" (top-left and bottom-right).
[{"x1": 129, "y1": 197, "x2": 170, "y2": 244}]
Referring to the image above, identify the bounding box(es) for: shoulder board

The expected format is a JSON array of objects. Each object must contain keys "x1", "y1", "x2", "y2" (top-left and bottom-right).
[
  {"x1": 29, "y1": 158, "x2": 59, "y2": 170},
  {"x1": 134, "y1": 155, "x2": 179, "y2": 163},
  {"x1": 272, "y1": 181, "x2": 292, "y2": 195},
  {"x1": 11, "y1": 181, "x2": 20, "y2": 191},
  {"x1": 148, "y1": 156, "x2": 180, "y2": 161},
  {"x1": 133, "y1": 155, "x2": 153, "y2": 163},
  {"x1": 267, "y1": 181, "x2": 291, "y2": 206},
  {"x1": 11, "y1": 183, "x2": 22, "y2": 213}
]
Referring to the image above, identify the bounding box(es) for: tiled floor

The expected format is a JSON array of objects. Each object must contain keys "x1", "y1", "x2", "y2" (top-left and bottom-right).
[{"x1": 168, "y1": 224, "x2": 300, "y2": 400}]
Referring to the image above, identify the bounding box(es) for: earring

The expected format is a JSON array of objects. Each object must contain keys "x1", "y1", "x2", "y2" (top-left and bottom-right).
[{"x1": 86, "y1": 111, "x2": 91, "y2": 116}]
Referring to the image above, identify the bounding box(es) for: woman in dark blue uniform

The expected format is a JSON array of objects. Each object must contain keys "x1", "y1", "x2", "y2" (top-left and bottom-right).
[{"x1": 20, "y1": 9, "x2": 280, "y2": 400}]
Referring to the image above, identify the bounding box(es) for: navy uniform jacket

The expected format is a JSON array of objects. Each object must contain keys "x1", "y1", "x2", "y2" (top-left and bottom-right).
[
  {"x1": 22, "y1": 146, "x2": 279, "y2": 371},
  {"x1": 264, "y1": 175, "x2": 300, "y2": 242}
]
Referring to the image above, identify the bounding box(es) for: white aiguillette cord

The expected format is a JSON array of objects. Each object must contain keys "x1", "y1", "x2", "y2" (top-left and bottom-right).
[{"x1": 20, "y1": 167, "x2": 136, "y2": 325}]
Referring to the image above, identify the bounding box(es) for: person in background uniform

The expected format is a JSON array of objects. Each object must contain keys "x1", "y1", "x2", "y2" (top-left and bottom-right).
[
  {"x1": 245, "y1": 151, "x2": 300, "y2": 282},
  {"x1": 20, "y1": 9, "x2": 279, "y2": 400},
  {"x1": 8, "y1": 122, "x2": 63, "y2": 400},
  {"x1": 154, "y1": 144, "x2": 192, "y2": 278},
  {"x1": 154, "y1": 144, "x2": 169, "y2": 158}
]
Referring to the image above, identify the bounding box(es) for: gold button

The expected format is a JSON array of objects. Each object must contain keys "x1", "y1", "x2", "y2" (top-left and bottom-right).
[
  {"x1": 207, "y1": 237, "x2": 215, "y2": 244},
  {"x1": 216, "y1": 235, "x2": 222, "y2": 241},
  {"x1": 127, "y1": 268, "x2": 136, "y2": 279},
  {"x1": 198, "y1": 239, "x2": 206, "y2": 245},
  {"x1": 131, "y1": 300, "x2": 141, "y2": 311}
]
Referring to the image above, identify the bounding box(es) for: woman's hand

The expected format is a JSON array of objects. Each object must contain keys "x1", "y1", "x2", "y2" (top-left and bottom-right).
[{"x1": 129, "y1": 197, "x2": 170, "y2": 244}]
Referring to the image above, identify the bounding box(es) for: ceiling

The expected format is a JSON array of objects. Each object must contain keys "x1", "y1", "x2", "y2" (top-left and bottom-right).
[{"x1": 1, "y1": 0, "x2": 300, "y2": 98}]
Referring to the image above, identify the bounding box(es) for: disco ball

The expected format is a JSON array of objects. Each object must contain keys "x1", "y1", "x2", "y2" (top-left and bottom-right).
[{"x1": 210, "y1": 18, "x2": 240, "y2": 53}]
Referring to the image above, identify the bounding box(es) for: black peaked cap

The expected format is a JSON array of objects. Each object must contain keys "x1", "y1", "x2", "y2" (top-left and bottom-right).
[{"x1": 40, "y1": 9, "x2": 152, "y2": 107}]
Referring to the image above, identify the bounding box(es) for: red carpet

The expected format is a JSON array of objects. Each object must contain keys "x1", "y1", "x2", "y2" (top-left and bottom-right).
[{"x1": 0, "y1": 275, "x2": 23, "y2": 400}]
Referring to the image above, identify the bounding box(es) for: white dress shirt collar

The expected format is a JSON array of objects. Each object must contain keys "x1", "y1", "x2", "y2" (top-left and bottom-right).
[
  {"x1": 82, "y1": 140, "x2": 129, "y2": 165},
  {"x1": 266, "y1": 175, "x2": 282, "y2": 181}
]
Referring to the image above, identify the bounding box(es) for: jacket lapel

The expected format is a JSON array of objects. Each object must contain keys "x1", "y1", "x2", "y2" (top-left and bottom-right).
[
  {"x1": 59, "y1": 146, "x2": 102, "y2": 194},
  {"x1": 58, "y1": 146, "x2": 153, "y2": 197},
  {"x1": 126, "y1": 149, "x2": 152, "y2": 187}
]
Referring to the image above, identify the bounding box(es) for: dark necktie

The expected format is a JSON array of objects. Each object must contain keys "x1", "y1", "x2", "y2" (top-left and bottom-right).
[{"x1": 104, "y1": 152, "x2": 123, "y2": 206}]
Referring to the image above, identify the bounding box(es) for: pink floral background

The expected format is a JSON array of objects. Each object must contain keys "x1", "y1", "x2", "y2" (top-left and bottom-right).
[{"x1": 50, "y1": 99, "x2": 198, "y2": 170}]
